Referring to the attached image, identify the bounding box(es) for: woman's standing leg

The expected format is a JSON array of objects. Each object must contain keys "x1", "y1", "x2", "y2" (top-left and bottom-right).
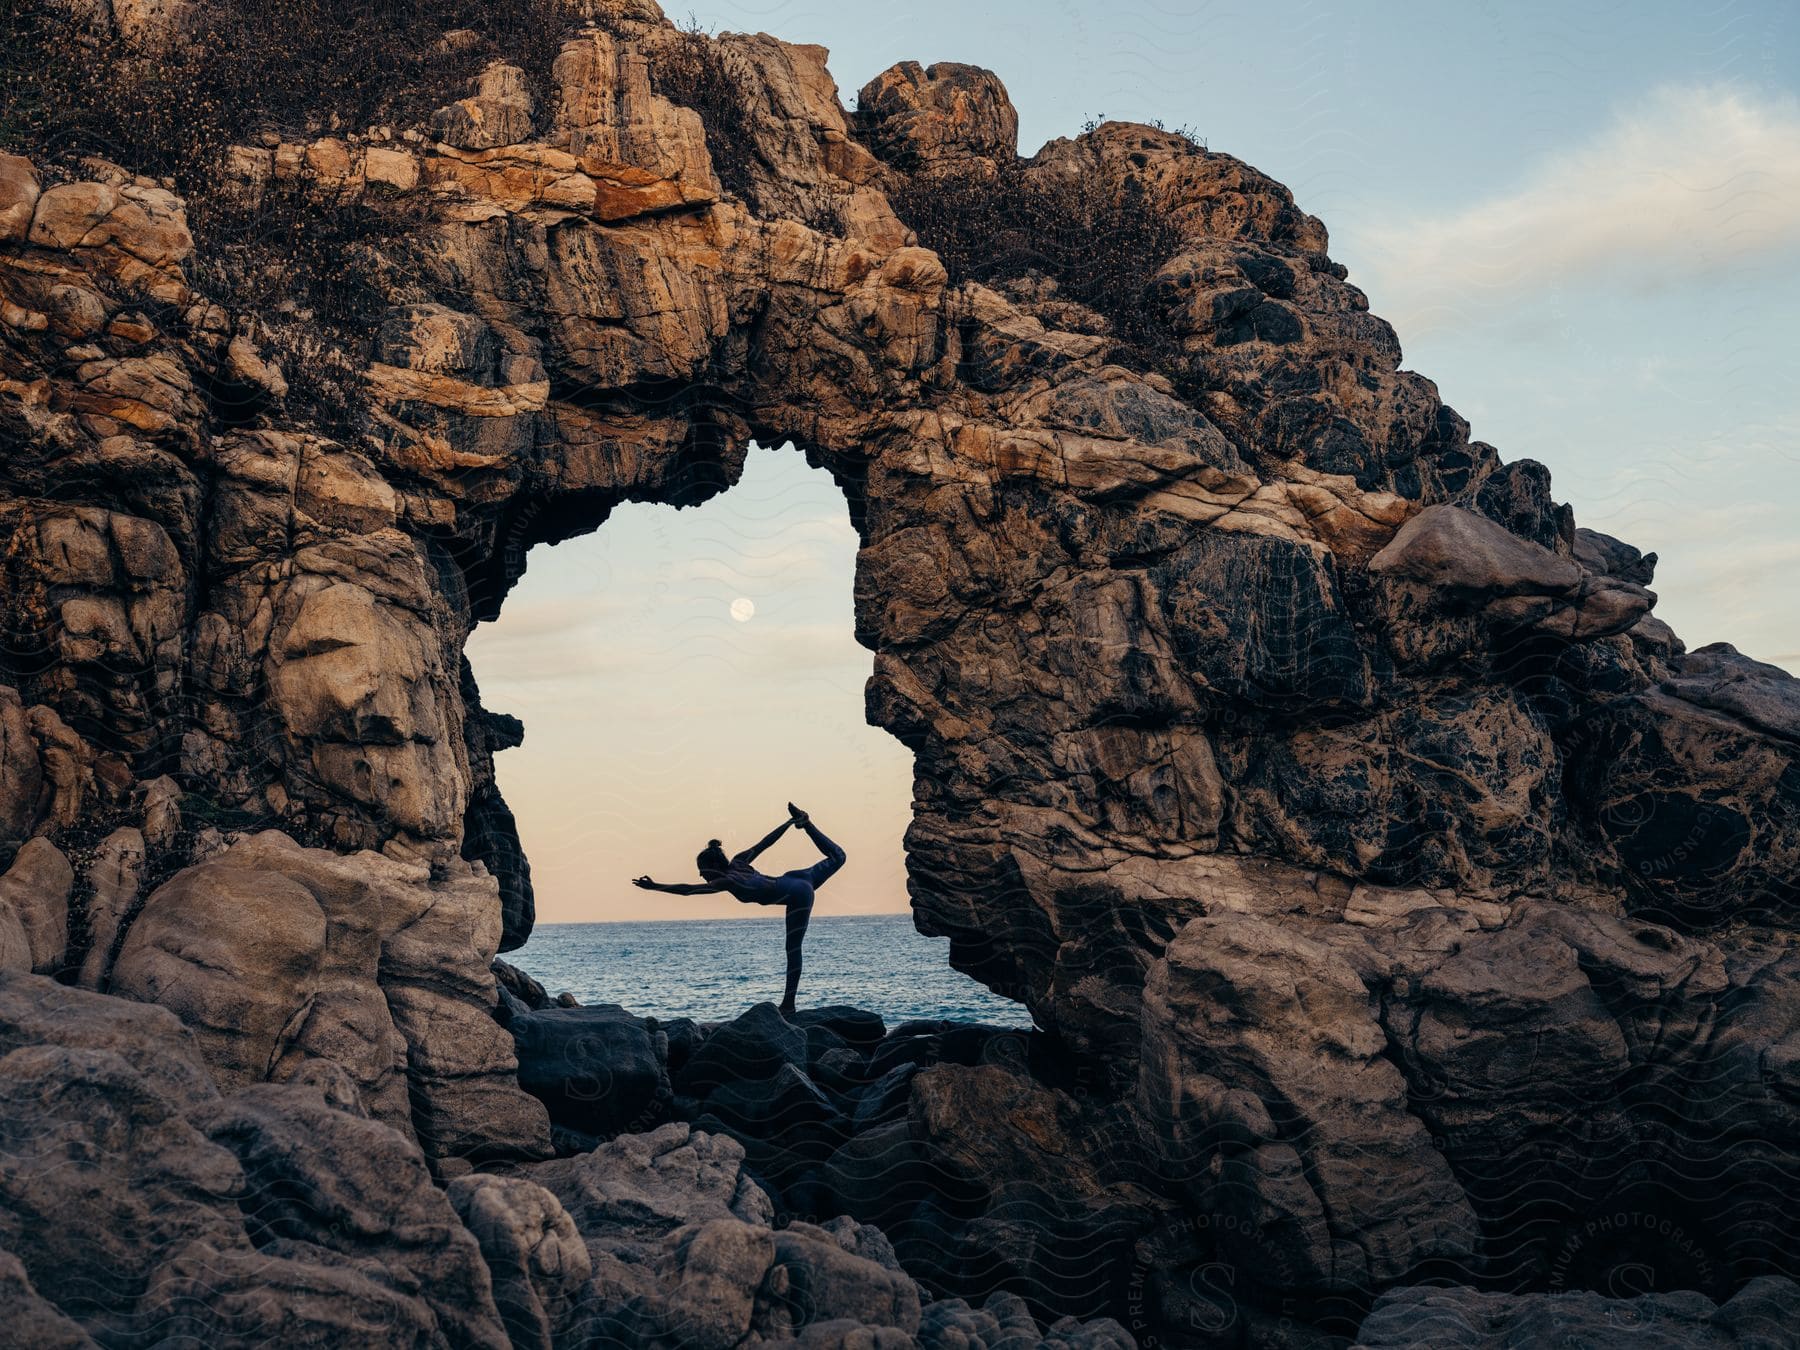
[{"x1": 781, "y1": 886, "x2": 814, "y2": 1014}]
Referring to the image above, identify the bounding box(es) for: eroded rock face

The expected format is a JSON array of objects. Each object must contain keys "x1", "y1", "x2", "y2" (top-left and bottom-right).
[
  {"x1": 1354, "y1": 1278, "x2": 1800, "y2": 1349},
  {"x1": 109, "y1": 830, "x2": 551, "y2": 1163},
  {"x1": 2, "y1": 2, "x2": 1797, "y2": 1343},
  {"x1": 0, "y1": 972, "x2": 517, "y2": 1347}
]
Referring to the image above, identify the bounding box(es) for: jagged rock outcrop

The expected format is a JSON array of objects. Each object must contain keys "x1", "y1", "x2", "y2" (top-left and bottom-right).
[
  {"x1": 3, "y1": 0, "x2": 1797, "y2": 1343},
  {"x1": 1354, "y1": 1279, "x2": 1800, "y2": 1348},
  {"x1": 0, "y1": 970, "x2": 515, "y2": 1346},
  {"x1": 103, "y1": 828, "x2": 552, "y2": 1163},
  {"x1": 6, "y1": 971, "x2": 1099, "y2": 1349}
]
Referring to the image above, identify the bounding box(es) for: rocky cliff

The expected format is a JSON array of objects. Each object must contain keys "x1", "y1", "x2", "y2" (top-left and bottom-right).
[{"x1": 1, "y1": 0, "x2": 1797, "y2": 1345}]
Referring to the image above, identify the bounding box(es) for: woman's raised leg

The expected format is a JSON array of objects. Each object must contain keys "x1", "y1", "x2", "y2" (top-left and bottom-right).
[{"x1": 795, "y1": 817, "x2": 846, "y2": 889}]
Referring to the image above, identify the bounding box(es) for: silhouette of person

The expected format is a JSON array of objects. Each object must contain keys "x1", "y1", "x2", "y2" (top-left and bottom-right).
[{"x1": 633, "y1": 802, "x2": 845, "y2": 1014}]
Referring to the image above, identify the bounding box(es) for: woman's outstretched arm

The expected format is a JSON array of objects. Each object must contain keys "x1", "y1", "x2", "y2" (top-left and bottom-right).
[
  {"x1": 632, "y1": 876, "x2": 727, "y2": 895},
  {"x1": 731, "y1": 818, "x2": 793, "y2": 866}
]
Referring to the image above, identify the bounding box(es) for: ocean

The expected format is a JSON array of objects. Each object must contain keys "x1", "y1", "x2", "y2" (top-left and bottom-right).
[{"x1": 510, "y1": 912, "x2": 1034, "y2": 1027}]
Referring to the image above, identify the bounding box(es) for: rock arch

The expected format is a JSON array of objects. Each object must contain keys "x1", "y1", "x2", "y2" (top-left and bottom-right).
[{"x1": 2, "y1": 0, "x2": 1798, "y2": 1334}]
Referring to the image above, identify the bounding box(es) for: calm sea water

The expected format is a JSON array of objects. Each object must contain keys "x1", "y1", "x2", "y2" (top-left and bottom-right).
[{"x1": 510, "y1": 913, "x2": 1033, "y2": 1027}]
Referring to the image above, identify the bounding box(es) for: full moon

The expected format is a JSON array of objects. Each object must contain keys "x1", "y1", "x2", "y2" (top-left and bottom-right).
[{"x1": 730, "y1": 597, "x2": 756, "y2": 623}]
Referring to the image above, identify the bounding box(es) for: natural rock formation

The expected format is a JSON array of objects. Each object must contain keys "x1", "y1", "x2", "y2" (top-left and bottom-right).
[
  {"x1": 0, "y1": 836, "x2": 71, "y2": 972},
  {"x1": 4, "y1": 971, "x2": 1131, "y2": 1348},
  {"x1": 102, "y1": 828, "x2": 552, "y2": 1162},
  {"x1": 3, "y1": 0, "x2": 1798, "y2": 1343},
  {"x1": 1354, "y1": 1279, "x2": 1800, "y2": 1348},
  {"x1": 0, "y1": 970, "x2": 514, "y2": 1346}
]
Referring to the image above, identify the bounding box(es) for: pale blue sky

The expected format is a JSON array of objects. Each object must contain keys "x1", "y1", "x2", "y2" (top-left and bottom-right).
[{"x1": 471, "y1": 1, "x2": 1800, "y2": 921}]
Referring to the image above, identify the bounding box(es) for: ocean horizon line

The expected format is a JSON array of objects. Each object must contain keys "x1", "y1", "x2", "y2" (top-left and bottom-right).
[{"x1": 533, "y1": 909, "x2": 914, "y2": 927}]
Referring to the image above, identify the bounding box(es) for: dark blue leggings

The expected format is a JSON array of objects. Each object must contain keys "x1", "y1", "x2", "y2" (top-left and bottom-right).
[{"x1": 774, "y1": 820, "x2": 844, "y2": 1010}]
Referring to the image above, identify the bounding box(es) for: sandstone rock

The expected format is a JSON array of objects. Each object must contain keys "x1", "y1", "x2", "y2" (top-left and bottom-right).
[
  {"x1": 53, "y1": 0, "x2": 195, "y2": 48},
  {"x1": 773, "y1": 1221, "x2": 922, "y2": 1336},
  {"x1": 1371, "y1": 502, "x2": 1652, "y2": 642},
  {"x1": 263, "y1": 566, "x2": 467, "y2": 842},
  {"x1": 529, "y1": 1125, "x2": 780, "y2": 1346},
  {"x1": 380, "y1": 858, "x2": 555, "y2": 1162},
  {"x1": 1575, "y1": 525, "x2": 1656, "y2": 584},
  {"x1": 1139, "y1": 911, "x2": 1478, "y2": 1293},
  {"x1": 447, "y1": 1174, "x2": 591, "y2": 1350},
  {"x1": 27, "y1": 182, "x2": 119, "y2": 251},
  {"x1": 24, "y1": 705, "x2": 100, "y2": 832},
  {"x1": 109, "y1": 859, "x2": 328, "y2": 1092},
  {"x1": 0, "y1": 974, "x2": 541, "y2": 1344},
  {"x1": 1662, "y1": 642, "x2": 1800, "y2": 745},
  {"x1": 0, "y1": 837, "x2": 72, "y2": 974},
  {"x1": 194, "y1": 1082, "x2": 512, "y2": 1349},
  {"x1": 434, "y1": 61, "x2": 536, "y2": 150},
  {"x1": 0, "y1": 688, "x2": 43, "y2": 843},
  {"x1": 0, "y1": 969, "x2": 217, "y2": 1101},
  {"x1": 1575, "y1": 673, "x2": 1799, "y2": 925},
  {"x1": 1373, "y1": 502, "x2": 1579, "y2": 595},
  {"x1": 529, "y1": 1121, "x2": 775, "y2": 1237},
  {"x1": 0, "y1": 1044, "x2": 245, "y2": 1328},
  {"x1": 552, "y1": 25, "x2": 720, "y2": 212},
  {"x1": 138, "y1": 773, "x2": 182, "y2": 844},
  {"x1": 158, "y1": 833, "x2": 414, "y2": 1122},
  {"x1": 103, "y1": 831, "x2": 549, "y2": 1161},
  {"x1": 131, "y1": 1245, "x2": 446, "y2": 1348},
  {"x1": 0, "y1": 892, "x2": 28, "y2": 972},
  {"x1": 25, "y1": 177, "x2": 192, "y2": 304},
  {"x1": 0, "y1": 153, "x2": 40, "y2": 244},
  {"x1": 224, "y1": 332, "x2": 288, "y2": 400},
  {"x1": 531, "y1": 1118, "x2": 933, "y2": 1347},
  {"x1": 75, "y1": 826, "x2": 144, "y2": 989},
  {"x1": 857, "y1": 61, "x2": 1019, "y2": 172}
]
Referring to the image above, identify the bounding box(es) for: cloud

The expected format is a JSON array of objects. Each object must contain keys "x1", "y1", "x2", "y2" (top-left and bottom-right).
[{"x1": 1352, "y1": 84, "x2": 1800, "y2": 334}]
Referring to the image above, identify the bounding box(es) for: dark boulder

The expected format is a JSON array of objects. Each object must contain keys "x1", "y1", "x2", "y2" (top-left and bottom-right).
[
  {"x1": 706, "y1": 1061, "x2": 849, "y2": 1142},
  {"x1": 812, "y1": 1045, "x2": 875, "y2": 1095},
  {"x1": 1152, "y1": 531, "x2": 1372, "y2": 713},
  {"x1": 791, "y1": 1005, "x2": 888, "y2": 1051},
  {"x1": 676, "y1": 1002, "x2": 809, "y2": 1096},
  {"x1": 850, "y1": 1062, "x2": 919, "y2": 1132},
  {"x1": 652, "y1": 1015, "x2": 701, "y2": 1075},
  {"x1": 508, "y1": 1003, "x2": 672, "y2": 1139},
  {"x1": 818, "y1": 1121, "x2": 940, "y2": 1232}
]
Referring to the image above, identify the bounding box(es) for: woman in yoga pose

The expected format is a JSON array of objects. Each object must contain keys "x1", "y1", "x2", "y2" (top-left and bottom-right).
[{"x1": 632, "y1": 802, "x2": 845, "y2": 1015}]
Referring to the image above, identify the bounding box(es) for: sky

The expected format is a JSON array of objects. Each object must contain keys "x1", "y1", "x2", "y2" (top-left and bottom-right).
[{"x1": 468, "y1": 0, "x2": 1800, "y2": 923}]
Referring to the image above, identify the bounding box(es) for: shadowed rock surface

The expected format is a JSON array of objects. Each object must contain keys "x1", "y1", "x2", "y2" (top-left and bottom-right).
[{"x1": 2, "y1": 0, "x2": 1797, "y2": 1344}]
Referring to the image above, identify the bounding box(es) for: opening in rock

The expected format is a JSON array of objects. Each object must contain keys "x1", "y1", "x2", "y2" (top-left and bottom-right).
[{"x1": 466, "y1": 444, "x2": 1030, "y2": 1026}]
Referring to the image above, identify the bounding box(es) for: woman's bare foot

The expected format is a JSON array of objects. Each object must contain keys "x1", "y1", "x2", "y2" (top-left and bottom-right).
[{"x1": 787, "y1": 802, "x2": 809, "y2": 825}]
